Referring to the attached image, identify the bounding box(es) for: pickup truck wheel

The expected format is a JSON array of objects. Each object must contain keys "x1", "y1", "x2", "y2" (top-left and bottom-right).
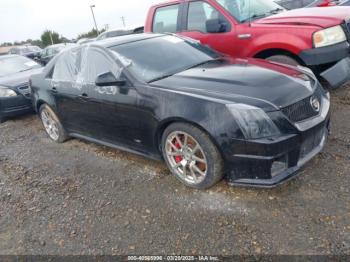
[
  {"x1": 39, "y1": 104, "x2": 68, "y2": 143},
  {"x1": 266, "y1": 55, "x2": 300, "y2": 66},
  {"x1": 162, "y1": 122, "x2": 224, "y2": 189}
]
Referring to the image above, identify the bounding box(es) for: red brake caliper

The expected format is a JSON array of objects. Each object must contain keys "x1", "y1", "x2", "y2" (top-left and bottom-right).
[{"x1": 174, "y1": 138, "x2": 183, "y2": 163}]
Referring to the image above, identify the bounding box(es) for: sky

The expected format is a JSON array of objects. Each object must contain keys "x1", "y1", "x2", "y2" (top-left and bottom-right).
[{"x1": 0, "y1": 0, "x2": 160, "y2": 43}]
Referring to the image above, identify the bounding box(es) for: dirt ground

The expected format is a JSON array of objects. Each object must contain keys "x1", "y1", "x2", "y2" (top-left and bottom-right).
[{"x1": 0, "y1": 83, "x2": 349, "y2": 256}]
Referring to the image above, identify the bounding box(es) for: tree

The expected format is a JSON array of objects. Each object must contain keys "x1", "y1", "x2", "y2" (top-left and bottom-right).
[
  {"x1": 41, "y1": 30, "x2": 61, "y2": 47},
  {"x1": 77, "y1": 28, "x2": 105, "y2": 40}
]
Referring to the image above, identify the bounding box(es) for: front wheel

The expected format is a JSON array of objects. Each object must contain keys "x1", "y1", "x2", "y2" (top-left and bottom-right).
[
  {"x1": 39, "y1": 104, "x2": 68, "y2": 143},
  {"x1": 162, "y1": 123, "x2": 224, "y2": 189}
]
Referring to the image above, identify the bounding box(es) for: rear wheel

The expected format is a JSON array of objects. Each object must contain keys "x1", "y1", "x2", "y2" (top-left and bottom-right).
[
  {"x1": 162, "y1": 123, "x2": 224, "y2": 189},
  {"x1": 39, "y1": 104, "x2": 68, "y2": 143},
  {"x1": 266, "y1": 55, "x2": 300, "y2": 66}
]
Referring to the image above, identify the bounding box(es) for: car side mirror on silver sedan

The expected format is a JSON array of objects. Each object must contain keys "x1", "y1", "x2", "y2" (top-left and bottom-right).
[{"x1": 95, "y1": 71, "x2": 126, "y2": 87}]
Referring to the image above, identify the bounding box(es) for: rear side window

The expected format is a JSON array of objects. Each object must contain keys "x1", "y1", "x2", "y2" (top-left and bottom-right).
[
  {"x1": 152, "y1": 4, "x2": 180, "y2": 33},
  {"x1": 187, "y1": 1, "x2": 229, "y2": 33}
]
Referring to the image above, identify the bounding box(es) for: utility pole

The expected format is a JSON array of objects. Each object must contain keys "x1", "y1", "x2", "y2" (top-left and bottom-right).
[
  {"x1": 90, "y1": 5, "x2": 99, "y2": 35},
  {"x1": 121, "y1": 16, "x2": 126, "y2": 27},
  {"x1": 49, "y1": 31, "x2": 54, "y2": 45}
]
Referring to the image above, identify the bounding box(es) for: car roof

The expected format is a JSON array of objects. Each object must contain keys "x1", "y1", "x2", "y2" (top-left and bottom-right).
[
  {"x1": 46, "y1": 43, "x2": 75, "y2": 49},
  {"x1": 104, "y1": 25, "x2": 144, "y2": 33},
  {"x1": 90, "y1": 33, "x2": 165, "y2": 48}
]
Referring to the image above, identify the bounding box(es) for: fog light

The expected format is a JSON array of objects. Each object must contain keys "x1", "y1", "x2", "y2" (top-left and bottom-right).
[{"x1": 271, "y1": 155, "x2": 288, "y2": 177}]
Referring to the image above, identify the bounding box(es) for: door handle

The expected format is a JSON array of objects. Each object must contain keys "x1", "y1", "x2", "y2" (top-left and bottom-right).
[
  {"x1": 51, "y1": 87, "x2": 58, "y2": 93},
  {"x1": 78, "y1": 93, "x2": 90, "y2": 101}
]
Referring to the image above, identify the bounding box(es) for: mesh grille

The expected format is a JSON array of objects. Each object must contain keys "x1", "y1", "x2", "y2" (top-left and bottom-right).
[{"x1": 281, "y1": 87, "x2": 322, "y2": 123}]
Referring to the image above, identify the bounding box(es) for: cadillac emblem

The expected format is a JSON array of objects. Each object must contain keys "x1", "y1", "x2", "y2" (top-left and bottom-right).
[{"x1": 310, "y1": 96, "x2": 321, "y2": 113}]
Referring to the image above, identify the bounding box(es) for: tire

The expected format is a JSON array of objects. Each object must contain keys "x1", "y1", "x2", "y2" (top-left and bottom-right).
[
  {"x1": 0, "y1": 117, "x2": 5, "y2": 124},
  {"x1": 266, "y1": 55, "x2": 300, "y2": 66},
  {"x1": 39, "y1": 104, "x2": 68, "y2": 143},
  {"x1": 161, "y1": 122, "x2": 224, "y2": 189}
]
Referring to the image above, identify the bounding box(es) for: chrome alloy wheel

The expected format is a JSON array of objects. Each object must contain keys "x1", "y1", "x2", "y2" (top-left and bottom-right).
[
  {"x1": 40, "y1": 108, "x2": 59, "y2": 141},
  {"x1": 165, "y1": 131, "x2": 208, "y2": 185}
]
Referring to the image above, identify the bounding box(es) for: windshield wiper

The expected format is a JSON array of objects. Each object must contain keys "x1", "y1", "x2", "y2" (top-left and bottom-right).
[
  {"x1": 241, "y1": 13, "x2": 269, "y2": 23},
  {"x1": 148, "y1": 73, "x2": 177, "y2": 83},
  {"x1": 184, "y1": 58, "x2": 224, "y2": 71},
  {"x1": 269, "y1": 8, "x2": 284, "y2": 14},
  {"x1": 19, "y1": 68, "x2": 33, "y2": 73},
  {"x1": 242, "y1": 8, "x2": 285, "y2": 23},
  {"x1": 148, "y1": 58, "x2": 224, "y2": 83}
]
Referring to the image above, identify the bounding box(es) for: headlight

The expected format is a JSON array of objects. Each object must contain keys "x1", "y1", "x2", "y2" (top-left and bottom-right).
[
  {"x1": 227, "y1": 104, "x2": 280, "y2": 139},
  {"x1": 0, "y1": 87, "x2": 17, "y2": 97},
  {"x1": 313, "y1": 25, "x2": 346, "y2": 48}
]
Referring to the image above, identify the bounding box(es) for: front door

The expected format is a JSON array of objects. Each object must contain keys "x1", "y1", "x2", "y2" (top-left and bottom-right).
[{"x1": 180, "y1": 1, "x2": 237, "y2": 56}]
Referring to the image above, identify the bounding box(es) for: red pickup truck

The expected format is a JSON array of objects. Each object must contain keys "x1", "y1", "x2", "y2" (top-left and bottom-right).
[{"x1": 145, "y1": 0, "x2": 350, "y2": 88}]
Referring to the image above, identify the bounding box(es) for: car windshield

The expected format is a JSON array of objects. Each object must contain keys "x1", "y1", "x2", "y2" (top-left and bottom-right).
[
  {"x1": 0, "y1": 56, "x2": 40, "y2": 77},
  {"x1": 216, "y1": 0, "x2": 285, "y2": 23},
  {"x1": 19, "y1": 47, "x2": 33, "y2": 54},
  {"x1": 109, "y1": 35, "x2": 220, "y2": 82},
  {"x1": 28, "y1": 46, "x2": 41, "y2": 52}
]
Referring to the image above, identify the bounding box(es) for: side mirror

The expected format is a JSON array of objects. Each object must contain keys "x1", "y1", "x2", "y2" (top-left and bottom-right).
[
  {"x1": 95, "y1": 71, "x2": 126, "y2": 87},
  {"x1": 206, "y1": 18, "x2": 227, "y2": 34}
]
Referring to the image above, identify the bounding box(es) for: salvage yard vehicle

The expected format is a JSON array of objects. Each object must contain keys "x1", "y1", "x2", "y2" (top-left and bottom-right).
[
  {"x1": 0, "y1": 55, "x2": 42, "y2": 123},
  {"x1": 96, "y1": 26, "x2": 144, "y2": 41},
  {"x1": 277, "y1": 0, "x2": 350, "y2": 9},
  {"x1": 39, "y1": 43, "x2": 77, "y2": 65},
  {"x1": 30, "y1": 34, "x2": 330, "y2": 189},
  {"x1": 145, "y1": 0, "x2": 350, "y2": 88},
  {"x1": 9, "y1": 45, "x2": 42, "y2": 60}
]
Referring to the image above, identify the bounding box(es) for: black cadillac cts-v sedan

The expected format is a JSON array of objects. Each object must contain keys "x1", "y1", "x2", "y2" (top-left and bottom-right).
[{"x1": 30, "y1": 34, "x2": 330, "y2": 189}]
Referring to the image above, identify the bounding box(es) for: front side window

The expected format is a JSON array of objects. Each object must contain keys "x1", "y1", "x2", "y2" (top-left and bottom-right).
[
  {"x1": 80, "y1": 48, "x2": 120, "y2": 84},
  {"x1": 187, "y1": 1, "x2": 229, "y2": 33},
  {"x1": 152, "y1": 4, "x2": 180, "y2": 33},
  {"x1": 217, "y1": 0, "x2": 284, "y2": 23},
  {"x1": 52, "y1": 48, "x2": 82, "y2": 82}
]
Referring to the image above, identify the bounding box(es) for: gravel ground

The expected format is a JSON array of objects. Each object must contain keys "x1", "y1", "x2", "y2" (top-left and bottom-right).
[{"x1": 0, "y1": 83, "x2": 349, "y2": 256}]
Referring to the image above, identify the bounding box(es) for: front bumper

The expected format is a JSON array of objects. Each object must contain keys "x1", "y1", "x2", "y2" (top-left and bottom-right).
[
  {"x1": 320, "y1": 57, "x2": 350, "y2": 89},
  {"x1": 299, "y1": 42, "x2": 350, "y2": 89},
  {"x1": 226, "y1": 104, "x2": 331, "y2": 188},
  {"x1": 299, "y1": 41, "x2": 350, "y2": 67},
  {"x1": 0, "y1": 95, "x2": 33, "y2": 120}
]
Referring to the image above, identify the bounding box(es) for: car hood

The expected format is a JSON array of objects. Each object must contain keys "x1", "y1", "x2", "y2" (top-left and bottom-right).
[
  {"x1": 151, "y1": 59, "x2": 316, "y2": 112},
  {"x1": 0, "y1": 67, "x2": 43, "y2": 89},
  {"x1": 255, "y1": 7, "x2": 350, "y2": 28}
]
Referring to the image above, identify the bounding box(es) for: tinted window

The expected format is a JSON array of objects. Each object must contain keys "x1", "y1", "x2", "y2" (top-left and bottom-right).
[
  {"x1": 217, "y1": 0, "x2": 284, "y2": 23},
  {"x1": 0, "y1": 56, "x2": 40, "y2": 77},
  {"x1": 187, "y1": 1, "x2": 228, "y2": 33},
  {"x1": 81, "y1": 48, "x2": 120, "y2": 84},
  {"x1": 152, "y1": 4, "x2": 179, "y2": 33},
  {"x1": 110, "y1": 35, "x2": 219, "y2": 82},
  {"x1": 52, "y1": 48, "x2": 82, "y2": 82}
]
